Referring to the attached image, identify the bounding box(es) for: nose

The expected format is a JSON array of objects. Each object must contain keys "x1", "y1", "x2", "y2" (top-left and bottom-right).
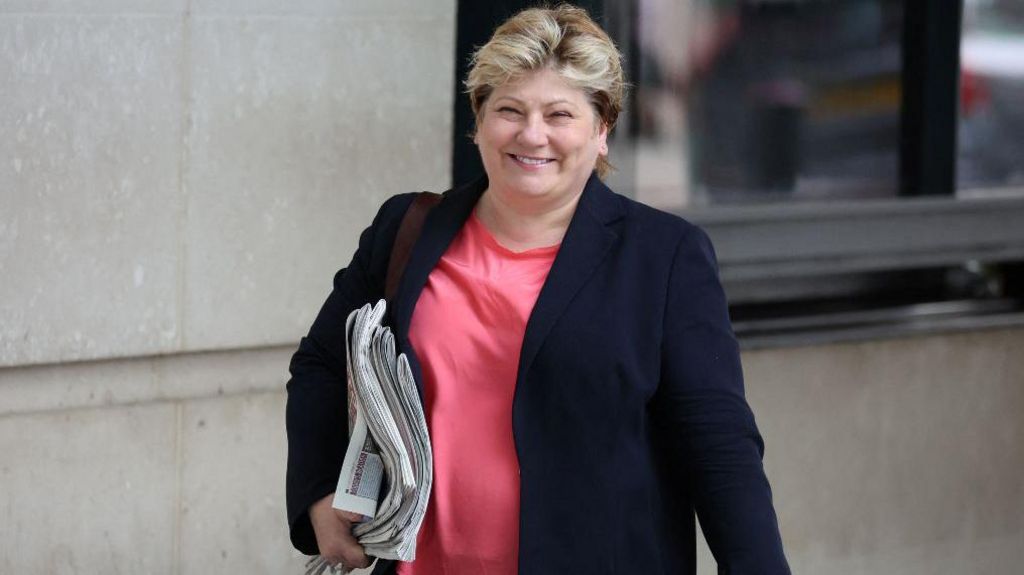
[{"x1": 516, "y1": 114, "x2": 548, "y2": 147}]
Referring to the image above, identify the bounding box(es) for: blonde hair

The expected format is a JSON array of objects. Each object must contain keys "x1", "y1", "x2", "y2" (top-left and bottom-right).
[{"x1": 465, "y1": 4, "x2": 626, "y2": 177}]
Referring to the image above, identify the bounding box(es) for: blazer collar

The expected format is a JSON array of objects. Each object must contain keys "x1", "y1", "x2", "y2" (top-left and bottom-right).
[{"x1": 393, "y1": 172, "x2": 626, "y2": 383}]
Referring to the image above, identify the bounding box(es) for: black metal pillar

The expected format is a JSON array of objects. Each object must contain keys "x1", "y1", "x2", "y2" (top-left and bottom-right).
[{"x1": 900, "y1": 0, "x2": 963, "y2": 196}]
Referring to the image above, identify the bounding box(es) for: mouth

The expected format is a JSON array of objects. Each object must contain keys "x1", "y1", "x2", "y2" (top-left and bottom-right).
[{"x1": 508, "y1": 153, "x2": 555, "y2": 167}]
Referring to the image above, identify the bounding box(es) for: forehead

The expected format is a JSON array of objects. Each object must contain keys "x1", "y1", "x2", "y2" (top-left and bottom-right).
[{"x1": 489, "y1": 67, "x2": 589, "y2": 107}]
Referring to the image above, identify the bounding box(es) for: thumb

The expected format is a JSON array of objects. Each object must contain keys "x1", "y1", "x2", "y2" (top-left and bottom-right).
[{"x1": 334, "y1": 508, "x2": 365, "y2": 524}]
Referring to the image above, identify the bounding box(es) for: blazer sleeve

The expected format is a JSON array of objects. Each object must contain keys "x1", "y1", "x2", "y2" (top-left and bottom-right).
[
  {"x1": 653, "y1": 224, "x2": 790, "y2": 574},
  {"x1": 285, "y1": 192, "x2": 416, "y2": 555}
]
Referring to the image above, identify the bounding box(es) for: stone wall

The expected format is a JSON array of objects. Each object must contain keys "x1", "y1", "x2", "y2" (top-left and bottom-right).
[
  {"x1": 1, "y1": 1, "x2": 454, "y2": 573},
  {"x1": 1, "y1": 0, "x2": 455, "y2": 366},
  {"x1": 733, "y1": 327, "x2": 1024, "y2": 574},
  {"x1": 3, "y1": 329, "x2": 1022, "y2": 574}
]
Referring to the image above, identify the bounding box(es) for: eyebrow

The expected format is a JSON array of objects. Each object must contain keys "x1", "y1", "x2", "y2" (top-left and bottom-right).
[{"x1": 493, "y1": 96, "x2": 579, "y2": 108}]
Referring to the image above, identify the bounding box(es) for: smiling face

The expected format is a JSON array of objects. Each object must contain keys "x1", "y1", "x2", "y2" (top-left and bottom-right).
[{"x1": 475, "y1": 67, "x2": 609, "y2": 213}]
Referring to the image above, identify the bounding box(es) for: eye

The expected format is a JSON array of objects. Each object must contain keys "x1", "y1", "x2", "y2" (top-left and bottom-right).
[
  {"x1": 550, "y1": 110, "x2": 574, "y2": 119},
  {"x1": 496, "y1": 106, "x2": 521, "y2": 115}
]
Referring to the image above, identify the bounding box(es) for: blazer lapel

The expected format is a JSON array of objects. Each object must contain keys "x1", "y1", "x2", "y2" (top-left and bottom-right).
[
  {"x1": 391, "y1": 173, "x2": 625, "y2": 399},
  {"x1": 516, "y1": 174, "x2": 625, "y2": 385}
]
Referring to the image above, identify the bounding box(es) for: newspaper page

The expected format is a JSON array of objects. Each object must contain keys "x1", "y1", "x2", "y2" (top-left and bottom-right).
[
  {"x1": 331, "y1": 408, "x2": 383, "y2": 518},
  {"x1": 331, "y1": 309, "x2": 385, "y2": 518},
  {"x1": 308, "y1": 300, "x2": 432, "y2": 574}
]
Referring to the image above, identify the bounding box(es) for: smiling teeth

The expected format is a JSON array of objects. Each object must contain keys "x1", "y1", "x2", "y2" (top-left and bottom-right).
[{"x1": 514, "y1": 155, "x2": 551, "y2": 165}]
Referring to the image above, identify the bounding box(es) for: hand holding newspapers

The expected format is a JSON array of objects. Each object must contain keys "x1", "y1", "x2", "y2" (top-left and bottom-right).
[{"x1": 305, "y1": 301, "x2": 433, "y2": 575}]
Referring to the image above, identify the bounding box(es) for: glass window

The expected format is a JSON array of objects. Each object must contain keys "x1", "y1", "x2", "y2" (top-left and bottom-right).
[
  {"x1": 958, "y1": 0, "x2": 1024, "y2": 191},
  {"x1": 624, "y1": 0, "x2": 905, "y2": 210}
]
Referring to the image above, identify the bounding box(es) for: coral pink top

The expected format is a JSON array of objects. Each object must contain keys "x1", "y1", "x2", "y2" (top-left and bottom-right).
[{"x1": 398, "y1": 210, "x2": 559, "y2": 575}]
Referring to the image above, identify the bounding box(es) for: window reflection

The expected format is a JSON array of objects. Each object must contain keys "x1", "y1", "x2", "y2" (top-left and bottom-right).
[
  {"x1": 632, "y1": 0, "x2": 904, "y2": 209},
  {"x1": 959, "y1": 0, "x2": 1024, "y2": 191}
]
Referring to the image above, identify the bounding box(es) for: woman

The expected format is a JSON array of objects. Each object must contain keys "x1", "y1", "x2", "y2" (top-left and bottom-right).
[{"x1": 287, "y1": 6, "x2": 789, "y2": 575}]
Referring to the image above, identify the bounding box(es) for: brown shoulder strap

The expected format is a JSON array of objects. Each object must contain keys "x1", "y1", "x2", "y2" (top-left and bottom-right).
[{"x1": 385, "y1": 191, "x2": 442, "y2": 303}]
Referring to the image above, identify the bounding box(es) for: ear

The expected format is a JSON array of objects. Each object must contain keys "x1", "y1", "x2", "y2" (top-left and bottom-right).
[{"x1": 597, "y1": 123, "x2": 609, "y2": 157}]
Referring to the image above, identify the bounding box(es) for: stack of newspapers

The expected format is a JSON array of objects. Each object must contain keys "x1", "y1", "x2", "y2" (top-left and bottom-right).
[{"x1": 306, "y1": 301, "x2": 433, "y2": 575}]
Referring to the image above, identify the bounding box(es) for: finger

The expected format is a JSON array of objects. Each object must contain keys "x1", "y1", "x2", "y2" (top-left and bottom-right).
[
  {"x1": 320, "y1": 530, "x2": 368, "y2": 569},
  {"x1": 340, "y1": 544, "x2": 371, "y2": 569},
  {"x1": 308, "y1": 555, "x2": 332, "y2": 569}
]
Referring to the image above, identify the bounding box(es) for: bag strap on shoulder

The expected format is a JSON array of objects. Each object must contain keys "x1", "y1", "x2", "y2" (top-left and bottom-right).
[{"x1": 385, "y1": 191, "x2": 442, "y2": 303}]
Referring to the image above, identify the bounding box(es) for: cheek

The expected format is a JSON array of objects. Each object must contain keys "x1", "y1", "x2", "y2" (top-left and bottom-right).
[
  {"x1": 564, "y1": 134, "x2": 600, "y2": 160},
  {"x1": 478, "y1": 125, "x2": 511, "y2": 152}
]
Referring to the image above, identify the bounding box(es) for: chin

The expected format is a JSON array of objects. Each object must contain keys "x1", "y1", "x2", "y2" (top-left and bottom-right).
[{"x1": 495, "y1": 176, "x2": 557, "y2": 199}]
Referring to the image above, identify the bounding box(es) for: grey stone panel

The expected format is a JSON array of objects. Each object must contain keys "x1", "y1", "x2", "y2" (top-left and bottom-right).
[
  {"x1": 176, "y1": 394, "x2": 400, "y2": 575},
  {"x1": 743, "y1": 328, "x2": 1024, "y2": 574},
  {"x1": 178, "y1": 391, "x2": 297, "y2": 573},
  {"x1": 0, "y1": 403, "x2": 178, "y2": 574},
  {"x1": 175, "y1": 390, "x2": 378, "y2": 573},
  {"x1": 0, "y1": 345, "x2": 292, "y2": 416},
  {"x1": 181, "y1": 14, "x2": 454, "y2": 350},
  {"x1": 0, "y1": 1, "x2": 185, "y2": 14},
  {"x1": 191, "y1": 0, "x2": 454, "y2": 18},
  {"x1": 0, "y1": 15, "x2": 184, "y2": 367}
]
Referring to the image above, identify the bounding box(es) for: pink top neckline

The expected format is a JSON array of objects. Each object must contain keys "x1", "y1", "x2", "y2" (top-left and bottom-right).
[{"x1": 468, "y1": 210, "x2": 562, "y2": 258}]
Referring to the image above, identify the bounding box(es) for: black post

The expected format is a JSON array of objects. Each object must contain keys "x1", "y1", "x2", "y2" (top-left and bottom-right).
[{"x1": 900, "y1": 0, "x2": 963, "y2": 196}]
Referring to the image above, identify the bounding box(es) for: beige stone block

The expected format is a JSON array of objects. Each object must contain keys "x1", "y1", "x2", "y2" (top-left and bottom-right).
[
  {"x1": 181, "y1": 15, "x2": 454, "y2": 350},
  {"x1": 800, "y1": 533, "x2": 1024, "y2": 575},
  {"x1": 0, "y1": 1, "x2": 185, "y2": 14},
  {"x1": 191, "y1": 0, "x2": 454, "y2": 18},
  {"x1": 742, "y1": 328, "x2": 1024, "y2": 571},
  {"x1": 0, "y1": 403, "x2": 178, "y2": 574},
  {"x1": 787, "y1": 528, "x2": 1024, "y2": 575},
  {"x1": 0, "y1": 345, "x2": 292, "y2": 416},
  {"x1": 0, "y1": 15, "x2": 184, "y2": 367},
  {"x1": 695, "y1": 523, "x2": 714, "y2": 575},
  {"x1": 178, "y1": 390, "x2": 299, "y2": 572}
]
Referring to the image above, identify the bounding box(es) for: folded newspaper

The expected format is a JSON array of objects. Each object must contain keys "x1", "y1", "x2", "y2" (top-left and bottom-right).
[{"x1": 305, "y1": 301, "x2": 433, "y2": 575}]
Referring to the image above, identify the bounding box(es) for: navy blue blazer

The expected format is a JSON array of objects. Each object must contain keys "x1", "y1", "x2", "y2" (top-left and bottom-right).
[{"x1": 286, "y1": 174, "x2": 789, "y2": 574}]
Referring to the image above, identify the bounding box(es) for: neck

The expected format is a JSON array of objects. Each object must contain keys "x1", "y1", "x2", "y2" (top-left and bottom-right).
[{"x1": 475, "y1": 185, "x2": 584, "y2": 252}]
